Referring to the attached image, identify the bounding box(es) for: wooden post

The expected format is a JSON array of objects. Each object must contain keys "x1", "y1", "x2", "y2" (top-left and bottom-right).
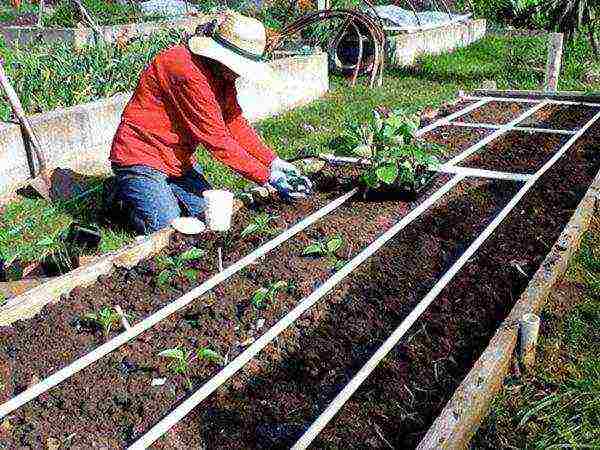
[
  {"x1": 37, "y1": 0, "x2": 44, "y2": 27},
  {"x1": 544, "y1": 33, "x2": 564, "y2": 93},
  {"x1": 519, "y1": 313, "x2": 540, "y2": 372},
  {"x1": 317, "y1": 0, "x2": 329, "y2": 10}
]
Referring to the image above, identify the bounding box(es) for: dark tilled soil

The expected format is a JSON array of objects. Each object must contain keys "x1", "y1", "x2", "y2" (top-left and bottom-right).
[
  {"x1": 459, "y1": 101, "x2": 529, "y2": 125},
  {"x1": 421, "y1": 125, "x2": 494, "y2": 163},
  {"x1": 519, "y1": 104, "x2": 600, "y2": 130},
  {"x1": 166, "y1": 178, "x2": 521, "y2": 449},
  {"x1": 462, "y1": 130, "x2": 570, "y2": 173},
  {"x1": 1, "y1": 170, "x2": 455, "y2": 448}
]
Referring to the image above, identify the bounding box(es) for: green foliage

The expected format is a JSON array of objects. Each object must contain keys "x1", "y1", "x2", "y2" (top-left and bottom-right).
[
  {"x1": 240, "y1": 213, "x2": 279, "y2": 239},
  {"x1": 159, "y1": 345, "x2": 222, "y2": 388},
  {"x1": 197, "y1": 347, "x2": 223, "y2": 363},
  {"x1": 0, "y1": 29, "x2": 184, "y2": 122},
  {"x1": 302, "y1": 235, "x2": 346, "y2": 269},
  {"x1": 340, "y1": 108, "x2": 442, "y2": 190},
  {"x1": 0, "y1": 291, "x2": 6, "y2": 306},
  {"x1": 85, "y1": 306, "x2": 121, "y2": 338},
  {"x1": 43, "y1": 0, "x2": 144, "y2": 27},
  {"x1": 251, "y1": 280, "x2": 288, "y2": 308},
  {"x1": 156, "y1": 247, "x2": 205, "y2": 290}
]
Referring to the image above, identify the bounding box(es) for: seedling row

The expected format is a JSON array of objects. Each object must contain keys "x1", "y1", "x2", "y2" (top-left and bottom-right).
[{"x1": 2, "y1": 97, "x2": 600, "y2": 448}]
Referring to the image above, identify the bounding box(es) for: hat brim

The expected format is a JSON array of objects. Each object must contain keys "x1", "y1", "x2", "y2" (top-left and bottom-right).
[{"x1": 188, "y1": 36, "x2": 277, "y2": 85}]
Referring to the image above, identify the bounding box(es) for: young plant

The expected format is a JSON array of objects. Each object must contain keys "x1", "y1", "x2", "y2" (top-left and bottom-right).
[
  {"x1": 341, "y1": 108, "x2": 443, "y2": 192},
  {"x1": 158, "y1": 346, "x2": 223, "y2": 388},
  {"x1": 251, "y1": 280, "x2": 288, "y2": 308},
  {"x1": 240, "y1": 213, "x2": 279, "y2": 239},
  {"x1": 302, "y1": 235, "x2": 346, "y2": 270},
  {"x1": 84, "y1": 306, "x2": 121, "y2": 339},
  {"x1": 156, "y1": 247, "x2": 205, "y2": 290},
  {"x1": 158, "y1": 347, "x2": 195, "y2": 389}
]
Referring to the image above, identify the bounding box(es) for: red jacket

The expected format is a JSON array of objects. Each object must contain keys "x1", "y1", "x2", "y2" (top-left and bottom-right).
[{"x1": 110, "y1": 45, "x2": 276, "y2": 184}]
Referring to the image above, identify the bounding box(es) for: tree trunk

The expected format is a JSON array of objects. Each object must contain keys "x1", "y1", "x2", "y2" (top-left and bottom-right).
[{"x1": 589, "y1": 23, "x2": 600, "y2": 59}]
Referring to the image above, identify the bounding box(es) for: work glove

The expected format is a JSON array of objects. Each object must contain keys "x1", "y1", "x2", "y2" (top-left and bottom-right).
[{"x1": 269, "y1": 158, "x2": 313, "y2": 200}]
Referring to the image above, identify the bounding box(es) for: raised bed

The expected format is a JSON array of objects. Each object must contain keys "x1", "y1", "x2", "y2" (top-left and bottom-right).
[{"x1": 1, "y1": 93, "x2": 600, "y2": 448}]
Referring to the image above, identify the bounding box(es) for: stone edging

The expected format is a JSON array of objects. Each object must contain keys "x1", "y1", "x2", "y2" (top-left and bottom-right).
[{"x1": 417, "y1": 134, "x2": 600, "y2": 449}]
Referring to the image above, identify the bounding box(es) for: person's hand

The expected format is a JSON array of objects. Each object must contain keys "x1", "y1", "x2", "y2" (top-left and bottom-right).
[{"x1": 269, "y1": 158, "x2": 313, "y2": 200}]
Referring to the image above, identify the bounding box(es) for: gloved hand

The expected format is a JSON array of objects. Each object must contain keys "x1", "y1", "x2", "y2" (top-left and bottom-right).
[{"x1": 269, "y1": 158, "x2": 313, "y2": 200}]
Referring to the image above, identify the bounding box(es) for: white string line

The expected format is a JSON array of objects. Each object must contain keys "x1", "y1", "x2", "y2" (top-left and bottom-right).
[
  {"x1": 463, "y1": 94, "x2": 600, "y2": 108},
  {"x1": 0, "y1": 96, "x2": 484, "y2": 420},
  {"x1": 431, "y1": 166, "x2": 531, "y2": 181},
  {"x1": 291, "y1": 109, "x2": 600, "y2": 450},
  {"x1": 449, "y1": 121, "x2": 576, "y2": 136},
  {"x1": 128, "y1": 175, "x2": 465, "y2": 450},
  {"x1": 443, "y1": 101, "x2": 550, "y2": 167},
  {"x1": 0, "y1": 189, "x2": 358, "y2": 420}
]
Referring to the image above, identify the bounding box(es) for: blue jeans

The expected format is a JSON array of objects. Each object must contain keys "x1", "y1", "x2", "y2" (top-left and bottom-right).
[{"x1": 111, "y1": 163, "x2": 211, "y2": 234}]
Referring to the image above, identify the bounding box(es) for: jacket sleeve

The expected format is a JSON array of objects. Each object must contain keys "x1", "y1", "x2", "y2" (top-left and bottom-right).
[
  {"x1": 164, "y1": 66, "x2": 271, "y2": 185},
  {"x1": 222, "y1": 92, "x2": 277, "y2": 168}
]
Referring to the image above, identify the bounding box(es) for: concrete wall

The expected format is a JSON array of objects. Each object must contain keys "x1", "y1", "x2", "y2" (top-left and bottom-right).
[
  {"x1": 0, "y1": 53, "x2": 328, "y2": 200},
  {"x1": 388, "y1": 19, "x2": 487, "y2": 67},
  {"x1": 0, "y1": 16, "x2": 201, "y2": 49}
]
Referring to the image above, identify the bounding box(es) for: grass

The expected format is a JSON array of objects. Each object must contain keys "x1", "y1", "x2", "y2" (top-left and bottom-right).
[
  {"x1": 1, "y1": 32, "x2": 599, "y2": 270},
  {"x1": 473, "y1": 218, "x2": 600, "y2": 449}
]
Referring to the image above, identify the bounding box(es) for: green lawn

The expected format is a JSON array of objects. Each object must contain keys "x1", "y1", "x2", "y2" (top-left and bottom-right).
[
  {"x1": 1, "y1": 31, "x2": 599, "y2": 269},
  {"x1": 473, "y1": 219, "x2": 600, "y2": 449}
]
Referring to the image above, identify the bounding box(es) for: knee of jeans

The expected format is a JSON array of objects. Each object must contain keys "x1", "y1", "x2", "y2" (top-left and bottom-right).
[{"x1": 131, "y1": 202, "x2": 180, "y2": 234}]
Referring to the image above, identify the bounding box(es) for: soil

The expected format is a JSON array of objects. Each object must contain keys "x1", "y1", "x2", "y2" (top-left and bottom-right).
[
  {"x1": 519, "y1": 103, "x2": 600, "y2": 130},
  {"x1": 1, "y1": 102, "x2": 599, "y2": 449},
  {"x1": 462, "y1": 130, "x2": 570, "y2": 173},
  {"x1": 420, "y1": 125, "x2": 494, "y2": 163},
  {"x1": 460, "y1": 101, "x2": 529, "y2": 125}
]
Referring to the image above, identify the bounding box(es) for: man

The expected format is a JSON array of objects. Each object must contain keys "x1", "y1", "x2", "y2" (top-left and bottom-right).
[{"x1": 110, "y1": 9, "x2": 312, "y2": 234}]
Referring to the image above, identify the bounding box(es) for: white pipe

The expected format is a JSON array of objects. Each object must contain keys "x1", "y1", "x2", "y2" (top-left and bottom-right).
[
  {"x1": 0, "y1": 189, "x2": 358, "y2": 420},
  {"x1": 463, "y1": 94, "x2": 600, "y2": 108},
  {"x1": 417, "y1": 98, "x2": 491, "y2": 135},
  {"x1": 443, "y1": 101, "x2": 550, "y2": 167},
  {"x1": 519, "y1": 313, "x2": 540, "y2": 372},
  {"x1": 128, "y1": 176, "x2": 465, "y2": 450},
  {"x1": 450, "y1": 121, "x2": 575, "y2": 135},
  {"x1": 291, "y1": 109, "x2": 600, "y2": 450},
  {"x1": 432, "y1": 166, "x2": 531, "y2": 182}
]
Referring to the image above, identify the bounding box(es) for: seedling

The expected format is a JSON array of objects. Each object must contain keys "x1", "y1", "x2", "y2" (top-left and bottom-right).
[
  {"x1": 158, "y1": 347, "x2": 195, "y2": 389},
  {"x1": 303, "y1": 235, "x2": 346, "y2": 270},
  {"x1": 251, "y1": 280, "x2": 288, "y2": 308},
  {"x1": 240, "y1": 213, "x2": 279, "y2": 239},
  {"x1": 158, "y1": 345, "x2": 223, "y2": 389},
  {"x1": 84, "y1": 306, "x2": 121, "y2": 339},
  {"x1": 0, "y1": 292, "x2": 6, "y2": 306},
  {"x1": 156, "y1": 247, "x2": 205, "y2": 290},
  {"x1": 340, "y1": 108, "x2": 443, "y2": 192}
]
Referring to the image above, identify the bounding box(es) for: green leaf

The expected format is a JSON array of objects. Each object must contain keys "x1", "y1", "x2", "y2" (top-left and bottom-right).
[
  {"x1": 179, "y1": 247, "x2": 205, "y2": 262},
  {"x1": 376, "y1": 163, "x2": 399, "y2": 185},
  {"x1": 240, "y1": 223, "x2": 259, "y2": 239},
  {"x1": 361, "y1": 171, "x2": 380, "y2": 189},
  {"x1": 251, "y1": 287, "x2": 269, "y2": 308},
  {"x1": 353, "y1": 144, "x2": 373, "y2": 157},
  {"x1": 198, "y1": 347, "x2": 222, "y2": 363},
  {"x1": 271, "y1": 280, "x2": 288, "y2": 291},
  {"x1": 182, "y1": 268, "x2": 199, "y2": 282},
  {"x1": 157, "y1": 269, "x2": 172, "y2": 287},
  {"x1": 84, "y1": 313, "x2": 98, "y2": 321},
  {"x1": 303, "y1": 243, "x2": 325, "y2": 256},
  {"x1": 158, "y1": 348, "x2": 185, "y2": 360},
  {"x1": 326, "y1": 236, "x2": 344, "y2": 254}
]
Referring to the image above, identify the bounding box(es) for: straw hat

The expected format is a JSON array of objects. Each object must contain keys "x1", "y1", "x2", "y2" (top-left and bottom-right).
[{"x1": 188, "y1": 9, "x2": 276, "y2": 84}]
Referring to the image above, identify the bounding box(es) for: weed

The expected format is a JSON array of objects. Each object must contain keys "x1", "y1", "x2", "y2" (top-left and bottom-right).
[
  {"x1": 156, "y1": 247, "x2": 205, "y2": 290},
  {"x1": 240, "y1": 213, "x2": 279, "y2": 239},
  {"x1": 0, "y1": 291, "x2": 6, "y2": 306},
  {"x1": 197, "y1": 347, "x2": 223, "y2": 364},
  {"x1": 303, "y1": 235, "x2": 346, "y2": 269},
  {"x1": 84, "y1": 306, "x2": 121, "y2": 339},
  {"x1": 251, "y1": 280, "x2": 288, "y2": 308}
]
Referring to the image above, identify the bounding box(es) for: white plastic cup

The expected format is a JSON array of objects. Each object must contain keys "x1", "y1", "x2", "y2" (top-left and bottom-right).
[{"x1": 203, "y1": 189, "x2": 234, "y2": 232}]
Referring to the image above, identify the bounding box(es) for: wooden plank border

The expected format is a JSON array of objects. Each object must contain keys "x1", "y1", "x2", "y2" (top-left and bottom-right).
[
  {"x1": 0, "y1": 228, "x2": 174, "y2": 326},
  {"x1": 471, "y1": 89, "x2": 600, "y2": 104},
  {"x1": 417, "y1": 149, "x2": 600, "y2": 450}
]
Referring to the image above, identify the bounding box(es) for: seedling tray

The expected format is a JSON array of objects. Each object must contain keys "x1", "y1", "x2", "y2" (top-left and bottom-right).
[{"x1": 2, "y1": 93, "x2": 600, "y2": 448}]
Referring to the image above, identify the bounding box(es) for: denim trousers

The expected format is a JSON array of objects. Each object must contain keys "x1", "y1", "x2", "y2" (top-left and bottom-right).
[{"x1": 111, "y1": 163, "x2": 212, "y2": 234}]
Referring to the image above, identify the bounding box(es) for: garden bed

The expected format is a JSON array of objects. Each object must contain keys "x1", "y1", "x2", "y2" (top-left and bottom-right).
[{"x1": 1, "y1": 94, "x2": 600, "y2": 448}]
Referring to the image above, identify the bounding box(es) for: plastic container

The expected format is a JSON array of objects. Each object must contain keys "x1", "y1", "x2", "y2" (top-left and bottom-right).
[{"x1": 203, "y1": 190, "x2": 235, "y2": 232}]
